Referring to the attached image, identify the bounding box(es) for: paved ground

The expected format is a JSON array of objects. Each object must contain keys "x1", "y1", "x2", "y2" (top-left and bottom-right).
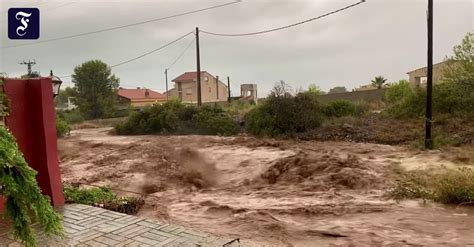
[{"x1": 0, "y1": 204, "x2": 237, "y2": 247}]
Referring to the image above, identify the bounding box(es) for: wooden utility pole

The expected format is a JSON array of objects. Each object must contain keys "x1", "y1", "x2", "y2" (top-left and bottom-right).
[
  {"x1": 165, "y1": 69, "x2": 169, "y2": 100},
  {"x1": 425, "y1": 0, "x2": 433, "y2": 149},
  {"x1": 227, "y1": 76, "x2": 231, "y2": 103},
  {"x1": 195, "y1": 27, "x2": 202, "y2": 107}
]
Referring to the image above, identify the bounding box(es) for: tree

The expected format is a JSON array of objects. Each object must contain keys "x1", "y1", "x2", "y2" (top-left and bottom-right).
[
  {"x1": 438, "y1": 32, "x2": 474, "y2": 112},
  {"x1": 72, "y1": 60, "x2": 120, "y2": 119},
  {"x1": 371, "y1": 76, "x2": 387, "y2": 89},
  {"x1": 270, "y1": 80, "x2": 293, "y2": 97},
  {"x1": 328, "y1": 86, "x2": 347, "y2": 94},
  {"x1": 307, "y1": 83, "x2": 326, "y2": 95},
  {"x1": 443, "y1": 32, "x2": 474, "y2": 86}
]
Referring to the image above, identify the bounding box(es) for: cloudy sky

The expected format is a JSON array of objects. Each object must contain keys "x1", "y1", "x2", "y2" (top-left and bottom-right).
[{"x1": 1, "y1": 0, "x2": 472, "y2": 96}]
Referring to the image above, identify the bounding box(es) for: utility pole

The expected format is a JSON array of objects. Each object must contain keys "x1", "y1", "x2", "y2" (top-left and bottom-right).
[
  {"x1": 195, "y1": 27, "x2": 202, "y2": 107},
  {"x1": 227, "y1": 76, "x2": 231, "y2": 103},
  {"x1": 425, "y1": 0, "x2": 433, "y2": 149},
  {"x1": 20, "y1": 59, "x2": 36, "y2": 76},
  {"x1": 165, "y1": 69, "x2": 169, "y2": 100}
]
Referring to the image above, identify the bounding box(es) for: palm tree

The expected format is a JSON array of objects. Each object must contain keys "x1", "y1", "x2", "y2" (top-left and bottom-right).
[{"x1": 371, "y1": 76, "x2": 387, "y2": 89}]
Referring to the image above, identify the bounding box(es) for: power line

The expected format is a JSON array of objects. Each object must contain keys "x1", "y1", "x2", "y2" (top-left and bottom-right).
[
  {"x1": 166, "y1": 36, "x2": 195, "y2": 70},
  {"x1": 59, "y1": 31, "x2": 194, "y2": 78},
  {"x1": 41, "y1": 2, "x2": 77, "y2": 12},
  {"x1": 111, "y1": 31, "x2": 193, "y2": 68},
  {"x1": 200, "y1": 0, "x2": 365, "y2": 37},
  {"x1": 1, "y1": 0, "x2": 242, "y2": 49}
]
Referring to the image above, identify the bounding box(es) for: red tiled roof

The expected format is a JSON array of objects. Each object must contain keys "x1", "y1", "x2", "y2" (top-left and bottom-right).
[
  {"x1": 117, "y1": 88, "x2": 165, "y2": 100},
  {"x1": 172, "y1": 71, "x2": 210, "y2": 82}
]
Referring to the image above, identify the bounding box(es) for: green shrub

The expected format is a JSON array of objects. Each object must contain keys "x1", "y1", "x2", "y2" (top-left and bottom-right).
[
  {"x1": 64, "y1": 186, "x2": 115, "y2": 205},
  {"x1": 244, "y1": 92, "x2": 323, "y2": 136},
  {"x1": 56, "y1": 110, "x2": 84, "y2": 124},
  {"x1": 434, "y1": 168, "x2": 474, "y2": 204},
  {"x1": 389, "y1": 170, "x2": 434, "y2": 201},
  {"x1": 383, "y1": 83, "x2": 425, "y2": 118},
  {"x1": 384, "y1": 33, "x2": 474, "y2": 118},
  {"x1": 63, "y1": 186, "x2": 145, "y2": 215},
  {"x1": 64, "y1": 111, "x2": 84, "y2": 124},
  {"x1": 55, "y1": 116, "x2": 70, "y2": 137},
  {"x1": 115, "y1": 100, "x2": 238, "y2": 136},
  {"x1": 389, "y1": 167, "x2": 474, "y2": 205},
  {"x1": 384, "y1": 80, "x2": 413, "y2": 104},
  {"x1": 384, "y1": 80, "x2": 474, "y2": 119},
  {"x1": 323, "y1": 100, "x2": 357, "y2": 117},
  {"x1": 193, "y1": 106, "x2": 239, "y2": 135},
  {"x1": 225, "y1": 100, "x2": 255, "y2": 118}
]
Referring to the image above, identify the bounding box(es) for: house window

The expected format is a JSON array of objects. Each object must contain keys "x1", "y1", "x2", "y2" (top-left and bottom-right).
[
  {"x1": 186, "y1": 88, "x2": 192, "y2": 95},
  {"x1": 208, "y1": 87, "x2": 211, "y2": 93}
]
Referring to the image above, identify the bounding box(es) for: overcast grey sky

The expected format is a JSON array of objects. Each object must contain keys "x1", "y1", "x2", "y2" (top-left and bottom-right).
[{"x1": 1, "y1": 0, "x2": 472, "y2": 96}]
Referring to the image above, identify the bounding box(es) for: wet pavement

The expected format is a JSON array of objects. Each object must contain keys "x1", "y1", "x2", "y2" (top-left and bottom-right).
[{"x1": 0, "y1": 204, "x2": 236, "y2": 247}]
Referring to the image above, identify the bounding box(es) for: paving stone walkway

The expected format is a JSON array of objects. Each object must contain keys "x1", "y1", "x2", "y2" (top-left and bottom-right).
[{"x1": 0, "y1": 204, "x2": 236, "y2": 247}]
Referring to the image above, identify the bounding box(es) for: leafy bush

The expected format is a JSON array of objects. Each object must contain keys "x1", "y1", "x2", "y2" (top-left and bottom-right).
[
  {"x1": 323, "y1": 100, "x2": 357, "y2": 117},
  {"x1": 389, "y1": 167, "x2": 474, "y2": 204},
  {"x1": 434, "y1": 168, "x2": 474, "y2": 204},
  {"x1": 62, "y1": 111, "x2": 84, "y2": 124},
  {"x1": 245, "y1": 92, "x2": 323, "y2": 136},
  {"x1": 115, "y1": 100, "x2": 238, "y2": 136},
  {"x1": 0, "y1": 126, "x2": 63, "y2": 246},
  {"x1": 384, "y1": 80, "x2": 413, "y2": 104},
  {"x1": 384, "y1": 80, "x2": 474, "y2": 118},
  {"x1": 63, "y1": 186, "x2": 145, "y2": 215},
  {"x1": 225, "y1": 100, "x2": 255, "y2": 118},
  {"x1": 192, "y1": 106, "x2": 239, "y2": 135},
  {"x1": 383, "y1": 80, "x2": 424, "y2": 118},
  {"x1": 55, "y1": 116, "x2": 70, "y2": 137}
]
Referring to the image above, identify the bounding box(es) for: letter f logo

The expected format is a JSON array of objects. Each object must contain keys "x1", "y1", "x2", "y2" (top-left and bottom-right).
[{"x1": 8, "y1": 8, "x2": 40, "y2": 40}]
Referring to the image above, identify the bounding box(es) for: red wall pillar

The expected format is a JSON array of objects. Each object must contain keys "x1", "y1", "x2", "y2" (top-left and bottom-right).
[{"x1": 2, "y1": 78, "x2": 64, "y2": 208}]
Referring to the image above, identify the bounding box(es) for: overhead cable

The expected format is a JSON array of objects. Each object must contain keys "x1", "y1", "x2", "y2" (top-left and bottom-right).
[
  {"x1": 166, "y1": 37, "x2": 195, "y2": 70},
  {"x1": 59, "y1": 31, "x2": 194, "y2": 78},
  {"x1": 1, "y1": 0, "x2": 242, "y2": 49},
  {"x1": 200, "y1": 0, "x2": 365, "y2": 37}
]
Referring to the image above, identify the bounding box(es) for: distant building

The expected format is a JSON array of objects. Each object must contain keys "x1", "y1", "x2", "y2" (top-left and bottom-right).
[
  {"x1": 117, "y1": 87, "x2": 167, "y2": 108},
  {"x1": 167, "y1": 71, "x2": 228, "y2": 104},
  {"x1": 240, "y1": 84, "x2": 258, "y2": 104},
  {"x1": 407, "y1": 60, "x2": 454, "y2": 87}
]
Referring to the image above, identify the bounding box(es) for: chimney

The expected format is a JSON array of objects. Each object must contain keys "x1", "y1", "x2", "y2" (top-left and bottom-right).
[
  {"x1": 137, "y1": 87, "x2": 141, "y2": 89},
  {"x1": 145, "y1": 89, "x2": 150, "y2": 97}
]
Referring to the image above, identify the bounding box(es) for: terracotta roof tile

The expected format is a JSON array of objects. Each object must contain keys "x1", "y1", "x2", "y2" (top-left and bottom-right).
[
  {"x1": 117, "y1": 88, "x2": 165, "y2": 100},
  {"x1": 172, "y1": 71, "x2": 210, "y2": 82}
]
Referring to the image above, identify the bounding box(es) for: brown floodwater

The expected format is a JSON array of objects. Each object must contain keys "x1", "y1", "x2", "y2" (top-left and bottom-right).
[{"x1": 59, "y1": 128, "x2": 474, "y2": 246}]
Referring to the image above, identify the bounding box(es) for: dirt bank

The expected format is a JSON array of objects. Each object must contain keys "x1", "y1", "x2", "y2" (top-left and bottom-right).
[{"x1": 58, "y1": 128, "x2": 474, "y2": 246}]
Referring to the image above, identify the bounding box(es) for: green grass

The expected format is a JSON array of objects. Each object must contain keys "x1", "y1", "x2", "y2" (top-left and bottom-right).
[{"x1": 63, "y1": 186, "x2": 145, "y2": 215}]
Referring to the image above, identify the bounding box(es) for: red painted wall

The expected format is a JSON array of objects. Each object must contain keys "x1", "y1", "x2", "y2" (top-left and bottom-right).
[{"x1": 1, "y1": 78, "x2": 64, "y2": 212}]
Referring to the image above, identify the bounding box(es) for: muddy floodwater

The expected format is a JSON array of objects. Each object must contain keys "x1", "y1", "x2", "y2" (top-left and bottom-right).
[{"x1": 58, "y1": 128, "x2": 474, "y2": 246}]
